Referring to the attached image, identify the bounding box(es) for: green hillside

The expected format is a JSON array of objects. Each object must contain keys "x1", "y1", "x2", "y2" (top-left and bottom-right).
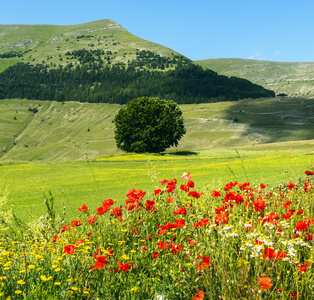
[
  {"x1": 0, "y1": 20, "x2": 275, "y2": 103},
  {"x1": 1, "y1": 97, "x2": 313, "y2": 162},
  {"x1": 0, "y1": 19, "x2": 184, "y2": 73},
  {"x1": 195, "y1": 58, "x2": 314, "y2": 97}
]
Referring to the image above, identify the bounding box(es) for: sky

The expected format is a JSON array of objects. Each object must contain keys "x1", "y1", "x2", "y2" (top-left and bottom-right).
[{"x1": 2, "y1": 0, "x2": 314, "y2": 62}]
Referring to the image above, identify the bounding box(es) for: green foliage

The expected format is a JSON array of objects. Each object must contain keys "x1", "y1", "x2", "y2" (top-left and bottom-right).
[
  {"x1": 114, "y1": 97, "x2": 186, "y2": 153},
  {"x1": 0, "y1": 62, "x2": 275, "y2": 103}
]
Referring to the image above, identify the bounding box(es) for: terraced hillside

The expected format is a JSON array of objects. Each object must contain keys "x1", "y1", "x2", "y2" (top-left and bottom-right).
[
  {"x1": 195, "y1": 58, "x2": 314, "y2": 97},
  {"x1": 1, "y1": 97, "x2": 313, "y2": 162}
]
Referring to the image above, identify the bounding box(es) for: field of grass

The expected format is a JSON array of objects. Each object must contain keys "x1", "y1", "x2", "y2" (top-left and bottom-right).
[
  {"x1": 0, "y1": 148, "x2": 313, "y2": 223},
  {"x1": 0, "y1": 155, "x2": 313, "y2": 299},
  {"x1": 1, "y1": 97, "x2": 314, "y2": 162}
]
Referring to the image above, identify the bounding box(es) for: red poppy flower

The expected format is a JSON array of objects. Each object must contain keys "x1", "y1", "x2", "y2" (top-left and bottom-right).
[
  {"x1": 196, "y1": 255, "x2": 211, "y2": 270},
  {"x1": 153, "y1": 252, "x2": 159, "y2": 259},
  {"x1": 223, "y1": 181, "x2": 238, "y2": 191},
  {"x1": 117, "y1": 261, "x2": 132, "y2": 272},
  {"x1": 174, "y1": 207, "x2": 187, "y2": 215},
  {"x1": 60, "y1": 225, "x2": 70, "y2": 233},
  {"x1": 297, "y1": 262, "x2": 309, "y2": 274},
  {"x1": 238, "y1": 182, "x2": 250, "y2": 190},
  {"x1": 297, "y1": 209, "x2": 304, "y2": 215},
  {"x1": 167, "y1": 197, "x2": 174, "y2": 203},
  {"x1": 304, "y1": 233, "x2": 314, "y2": 241},
  {"x1": 167, "y1": 185, "x2": 176, "y2": 193},
  {"x1": 258, "y1": 277, "x2": 273, "y2": 290},
  {"x1": 180, "y1": 184, "x2": 190, "y2": 192},
  {"x1": 305, "y1": 170, "x2": 314, "y2": 176},
  {"x1": 189, "y1": 191, "x2": 200, "y2": 198},
  {"x1": 286, "y1": 183, "x2": 295, "y2": 190},
  {"x1": 145, "y1": 200, "x2": 155, "y2": 211},
  {"x1": 108, "y1": 249, "x2": 115, "y2": 256},
  {"x1": 215, "y1": 214, "x2": 229, "y2": 226},
  {"x1": 154, "y1": 189, "x2": 162, "y2": 195},
  {"x1": 157, "y1": 240, "x2": 170, "y2": 250},
  {"x1": 90, "y1": 261, "x2": 107, "y2": 270},
  {"x1": 187, "y1": 180, "x2": 195, "y2": 188},
  {"x1": 263, "y1": 247, "x2": 276, "y2": 260},
  {"x1": 87, "y1": 216, "x2": 97, "y2": 225},
  {"x1": 295, "y1": 220, "x2": 309, "y2": 232},
  {"x1": 103, "y1": 199, "x2": 114, "y2": 206},
  {"x1": 275, "y1": 251, "x2": 287, "y2": 260},
  {"x1": 193, "y1": 290, "x2": 205, "y2": 300},
  {"x1": 170, "y1": 242, "x2": 183, "y2": 253},
  {"x1": 188, "y1": 237, "x2": 197, "y2": 246},
  {"x1": 260, "y1": 183, "x2": 266, "y2": 189},
  {"x1": 71, "y1": 220, "x2": 82, "y2": 227},
  {"x1": 284, "y1": 201, "x2": 292, "y2": 209},
  {"x1": 211, "y1": 190, "x2": 221, "y2": 198},
  {"x1": 94, "y1": 254, "x2": 109, "y2": 264},
  {"x1": 78, "y1": 205, "x2": 88, "y2": 212},
  {"x1": 52, "y1": 235, "x2": 60, "y2": 242},
  {"x1": 124, "y1": 203, "x2": 136, "y2": 211},
  {"x1": 174, "y1": 218, "x2": 185, "y2": 228},
  {"x1": 283, "y1": 211, "x2": 293, "y2": 219},
  {"x1": 112, "y1": 206, "x2": 123, "y2": 221},
  {"x1": 253, "y1": 197, "x2": 266, "y2": 212},
  {"x1": 97, "y1": 205, "x2": 110, "y2": 215},
  {"x1": 64, "y1": 244, "x2": 76, "y2": 254},
  {"x1": 159, "y1": 178, "x2": 167, "y2": 185}
]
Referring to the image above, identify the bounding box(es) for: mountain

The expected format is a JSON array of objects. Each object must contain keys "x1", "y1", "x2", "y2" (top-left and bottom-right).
[
  {"x1": 0, "y1": 20, "x2": 274, "y2": 103},
  {"x1": 0, "y1": 19, "x2": 184, "y2": 73},
  {"x1": 195, "y1": 58, "x2": 314, "y2": 97}
]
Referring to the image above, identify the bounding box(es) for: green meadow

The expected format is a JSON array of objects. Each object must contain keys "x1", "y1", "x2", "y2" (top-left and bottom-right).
[
  {"x1": 1, "y1": 149, "x2": 313, "y2": 222},
  {"x1": 0, "y1": 97, "x2": 313, "y2": 222}
]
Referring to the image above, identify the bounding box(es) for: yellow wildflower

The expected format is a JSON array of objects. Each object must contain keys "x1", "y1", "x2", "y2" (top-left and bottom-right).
[{"x1": 17, "y1": 279, "x2": 25, "y2": 284}]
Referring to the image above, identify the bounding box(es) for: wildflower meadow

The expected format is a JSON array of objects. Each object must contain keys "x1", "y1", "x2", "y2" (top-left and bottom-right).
[{"x1": 0, "y1": 170, "x2": 314, "y2": 299}]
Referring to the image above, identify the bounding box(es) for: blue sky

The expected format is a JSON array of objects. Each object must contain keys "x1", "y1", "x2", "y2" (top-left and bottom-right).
[{"x1": 2, "y1": 0, "x2": 314, "y2": 62}]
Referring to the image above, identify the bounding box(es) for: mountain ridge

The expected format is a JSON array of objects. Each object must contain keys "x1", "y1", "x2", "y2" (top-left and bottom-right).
[{"x1": 0, "y1": 19, "x2": 184, "y2": 73}]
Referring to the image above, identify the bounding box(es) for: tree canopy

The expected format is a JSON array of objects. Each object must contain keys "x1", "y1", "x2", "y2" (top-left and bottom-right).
[
  {"x1": 114, "y1": 97, "x2": 186, "y2": 153},
  {"x1": 0, "y1": 61, "x2": 275, "y2": 104}
]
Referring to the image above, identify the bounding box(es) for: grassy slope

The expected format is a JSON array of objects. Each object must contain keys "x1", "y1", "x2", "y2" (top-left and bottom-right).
[
  {"x1": 195, "y1": 58, "x2": 314, "y2": 97},
  {"x1": 0, "y1": 19, "x2": 183, "y2": 72},
  {"x1": 1, "y1": 97, "x2": 314, "y2": 162},
  {"x1": 0, "y1": 100, "x2": 121, "y2": 161}
]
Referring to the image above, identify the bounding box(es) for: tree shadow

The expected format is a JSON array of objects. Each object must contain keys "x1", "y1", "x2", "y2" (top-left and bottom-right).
[{"x1": 166, "y1": 151, "x2": 198, "y2": 156}]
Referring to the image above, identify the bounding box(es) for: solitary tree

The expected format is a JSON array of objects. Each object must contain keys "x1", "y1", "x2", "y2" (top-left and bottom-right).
[{"x1": 114, "y1": 97, "x2": 186, "y2": 153}]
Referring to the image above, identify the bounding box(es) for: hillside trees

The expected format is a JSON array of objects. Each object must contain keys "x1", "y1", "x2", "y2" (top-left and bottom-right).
[
  {"x1": 0, "y1": 62, "x2": 275, "y2": 103},
  {"x1": 114, "y1": 97, "x2": 186, "y2": 153}
]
